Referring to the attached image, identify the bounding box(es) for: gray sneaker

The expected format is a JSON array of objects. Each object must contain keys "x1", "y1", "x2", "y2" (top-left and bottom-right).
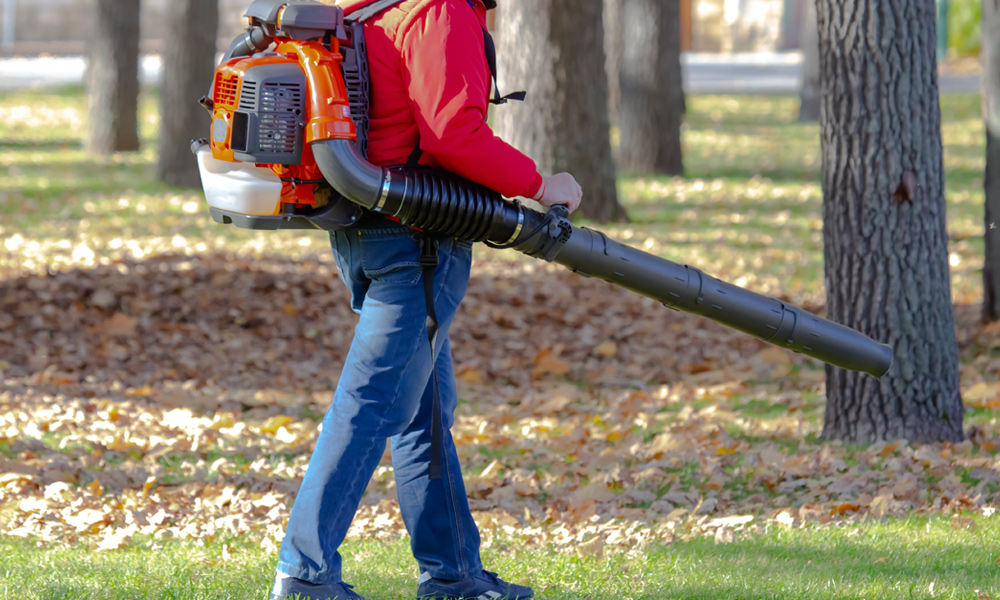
[
  {"x1": 416, "y1": 570, "x2": 533, "y2": 599},
  {"x1": 269, "y1": 575, "x2": 366, "y2": 600}
]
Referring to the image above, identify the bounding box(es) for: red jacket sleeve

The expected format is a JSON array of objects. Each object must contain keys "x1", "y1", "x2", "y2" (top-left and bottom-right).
[{"x1": 398, "y1": 0, "x2": 543, "y2": 199}]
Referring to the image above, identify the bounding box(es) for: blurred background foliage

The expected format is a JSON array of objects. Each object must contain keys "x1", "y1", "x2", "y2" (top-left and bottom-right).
[{"x1": 949, "y1": 0, "x2": 982, "y2": 56}]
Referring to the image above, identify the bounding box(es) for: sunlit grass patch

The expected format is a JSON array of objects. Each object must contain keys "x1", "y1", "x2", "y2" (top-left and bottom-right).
[
  {"x1": 2, "y1": 514, "x2": 999, "y2": 600},
  {"x1": 0, "y1": 87, "x2": 86, "y2": 141},
  {"x1": 644, "y1": 514, "x2": 1000, "y2": 600}
]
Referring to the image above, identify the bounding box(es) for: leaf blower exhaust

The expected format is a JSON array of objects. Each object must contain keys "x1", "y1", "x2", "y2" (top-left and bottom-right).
[{"x1": 196, "y1": 0, "x2": 893, "y2": 378}]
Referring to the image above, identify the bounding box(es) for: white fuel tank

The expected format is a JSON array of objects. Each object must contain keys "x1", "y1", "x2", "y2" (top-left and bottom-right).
[{"x1": 196, "y1": 145, "x2": 283, "y2": 216}]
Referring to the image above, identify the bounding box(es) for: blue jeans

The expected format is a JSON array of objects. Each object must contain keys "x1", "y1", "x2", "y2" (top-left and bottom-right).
[{"x1": 277, "y1": 224, "x2": 483, "y2": 584}]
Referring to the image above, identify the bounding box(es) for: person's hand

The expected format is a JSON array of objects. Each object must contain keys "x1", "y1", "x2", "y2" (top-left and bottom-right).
[{"x1": 533, "y1": 172, "x2": 582, "y2": 214}]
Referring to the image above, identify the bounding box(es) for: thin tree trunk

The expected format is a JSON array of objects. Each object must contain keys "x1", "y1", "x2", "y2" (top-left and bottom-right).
[
  {"x1": 619, "y1": 0, "x2": 684, "y2": 175},
  {"x1": 983, "y1": 0, "x2": 1000, "y2": 322},
  {"x1": 797, "y1": 0, "x2": 820, "y2": 122},
  {"x1": 987, "y1": 133, "x2": 1000, "y2": 321},
  {"x1": 494, "y1": 0, "x2": 625, "y2": 223},
  {"x1": 604, "y1": 0, "x2": 623, "y2": 128},
  {"x1": 818, "y1": 0, "x2": 963, "y2": 443},
  {"x1": 86, "y1": 0, "x2": 140, "y2": 154},
  {"x1": 157, "y1": 0, "x2": 219, "y2": 188}
]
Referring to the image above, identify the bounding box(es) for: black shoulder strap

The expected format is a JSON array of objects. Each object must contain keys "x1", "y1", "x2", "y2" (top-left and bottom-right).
[
  {"x1": 406, "y1": 143, "x2": 424, "y2": 167},
  {"x1": 349, "y1": 0, "x2": 407, "y2": 23},
  {"x1": 355, "y1": 0, "x2": 523, "y2": 104},
  {"x1": 480, "y1": 25, "x2": 526, "y2": 105}
]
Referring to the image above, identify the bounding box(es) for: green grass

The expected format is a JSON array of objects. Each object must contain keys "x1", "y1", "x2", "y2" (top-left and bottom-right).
[{"x1": 3, "y1": 515, "x2": 999, "y2": 599}]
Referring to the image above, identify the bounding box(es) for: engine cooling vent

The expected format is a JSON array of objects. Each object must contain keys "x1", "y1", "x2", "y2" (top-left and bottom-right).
[
  {"x1": 258, "y1": 83, "x2": 303, "y2": 155},
  {"x1": 231, "y1": 61, "x2": 307, "y2": 165},
  {"x1": 239, "y1": 81, "x2": 258, "y2": 111},
  {"x1": 214, "y1": 73, "x2": 240, "y2": 108}
]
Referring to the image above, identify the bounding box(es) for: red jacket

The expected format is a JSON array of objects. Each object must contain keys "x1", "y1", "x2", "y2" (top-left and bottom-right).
[{"x1": 338, "y1": 0, "x2": 543, "y2": 199}]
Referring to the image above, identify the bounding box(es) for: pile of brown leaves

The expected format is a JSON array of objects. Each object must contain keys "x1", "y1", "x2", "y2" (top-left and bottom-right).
[{"x1": 1, "y1": 253, "x2": 999, "y2": 554}]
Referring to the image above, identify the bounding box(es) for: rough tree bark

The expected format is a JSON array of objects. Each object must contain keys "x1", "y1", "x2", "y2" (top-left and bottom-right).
[
  {"x1": 619, "y1": 0, "x2": 684, "y2": 175},
  {"x1": 797, "y1": 0, "x2": 820, "y2": 122},
  {"x1": 983, "y1": 0, "x2": 1000, "y2": 322},
  {"x1": 817, "y1": 0, "x2": 963, "y2": 442},
  {"x1": 157, "y1": 0, "x2": 219, "y2": 188},
  {"x1": 618, "y1": 0, "x2": 684, "y2": 175},
  {"x1": 493, "y1": 0, "x2": 625, "y2": 223},
  {"x1": 86, "y1": 0, "x2": 140, "y2": 154}
]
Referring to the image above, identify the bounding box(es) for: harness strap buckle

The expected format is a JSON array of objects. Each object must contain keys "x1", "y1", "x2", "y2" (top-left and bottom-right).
[{"x1": 419, "y1": 236, "x2": 440, "y2": 268}]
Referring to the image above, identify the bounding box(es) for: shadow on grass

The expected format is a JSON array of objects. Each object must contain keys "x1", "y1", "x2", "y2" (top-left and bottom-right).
[
  {"x1": 0, "y1": 138, "x2": 83, "y2": 151},
  {"x1": 621, "y1": 166, "x2": 819, "y2": 186},
  {"x1": 687, "y1": 117, "x2": 809, "y2": 129},
  {"x1": 0, "y1": 84, "x2": 87, "y2": 100},
  {"x1": 1, "y1": 157, "x2": 164, "y2": 202}
]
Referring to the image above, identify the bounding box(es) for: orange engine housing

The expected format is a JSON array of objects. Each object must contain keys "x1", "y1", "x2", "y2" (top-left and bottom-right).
[{"x1": 208, "y1": 39, "x2": 356, "y2": 211}]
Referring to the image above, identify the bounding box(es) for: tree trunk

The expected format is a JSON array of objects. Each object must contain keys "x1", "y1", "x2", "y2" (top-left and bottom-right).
[
  {"x1": 818, "y1": 0, "x2": 963, "y2": 443},
  {"x1": 157, "y1": 0, "x2": 219, "y2": 188},
  {"x1": 494, "y1": 0, "x2": 625, "y2": 223},
  {"x1": 983, "y1": 0, "x2": 1000, "y2": 322},
  {"x1": 86, "y1": 0, "x2": 140, "y2": 154},
  {"x1": 986, "y1": 137, "x2": 1000, "y2": 322},
  {"x1": 618, "y1": 0, "x2": 684, "y2": 175},
  {"x1": 797, "y1": 0, "x2": 820, "y2": 122},
  {"x1": 604, "y1": 0, "x2": 623, "y2": 128}
]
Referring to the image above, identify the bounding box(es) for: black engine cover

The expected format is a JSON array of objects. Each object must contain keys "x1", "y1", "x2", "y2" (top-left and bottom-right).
[{"x1": 229, "y1": 61, "x2": 306, "y2": 165}]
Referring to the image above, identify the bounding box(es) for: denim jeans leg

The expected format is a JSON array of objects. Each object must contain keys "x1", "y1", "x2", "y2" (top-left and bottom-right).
[
  {"x1": 277, "y1": 228, "x2": 474, "y2": 584},
  {"x1": 392, "y1": 334, "x2": 483, "y2": 581}
]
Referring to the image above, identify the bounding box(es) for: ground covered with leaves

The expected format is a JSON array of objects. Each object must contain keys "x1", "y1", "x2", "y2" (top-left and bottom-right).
[
  {"x1": 2, "y1": 251, "x2": 999, "y2": 559},
  {"x1": 2, "y1": 89, "x2": 1000, "y2": 598}
]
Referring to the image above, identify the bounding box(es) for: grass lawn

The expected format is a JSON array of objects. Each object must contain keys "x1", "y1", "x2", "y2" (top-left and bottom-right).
[
  {"x1": 1, "y1": 86, "x2": 999, "y2": 599},
  {"x1": 3, "y1": 515, "x2": 999, "y2": 599}
]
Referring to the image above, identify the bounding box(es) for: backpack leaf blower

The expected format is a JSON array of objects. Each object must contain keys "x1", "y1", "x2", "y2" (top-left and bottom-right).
[{"x1": 195, "y1": 0, "x2": 893, "y2": 378}]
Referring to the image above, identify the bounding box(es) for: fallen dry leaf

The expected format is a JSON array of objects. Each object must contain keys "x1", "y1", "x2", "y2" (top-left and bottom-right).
[
  {"x1": 964, "y1": 382, "x2": 1000, "y2": 408},
  {"x1": 93, "y1": 313, "x2": 139, "y2": 338},
  {"x1": 594, "y1": 341, "x2": 617, "y2": 357},
  {"x1": 531, "y1": 347, "x2": 572, "y2": 378}
]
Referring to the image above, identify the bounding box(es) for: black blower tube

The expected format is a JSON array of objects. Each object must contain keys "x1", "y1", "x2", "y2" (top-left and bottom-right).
[{"x1": 312, "y1": 140, "x2": 894, "y2": 378}]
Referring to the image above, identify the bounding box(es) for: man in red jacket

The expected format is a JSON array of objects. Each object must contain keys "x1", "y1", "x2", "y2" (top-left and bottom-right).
[{"x1": 271, "y1": 1, "x2": 582, "y2": 599}]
